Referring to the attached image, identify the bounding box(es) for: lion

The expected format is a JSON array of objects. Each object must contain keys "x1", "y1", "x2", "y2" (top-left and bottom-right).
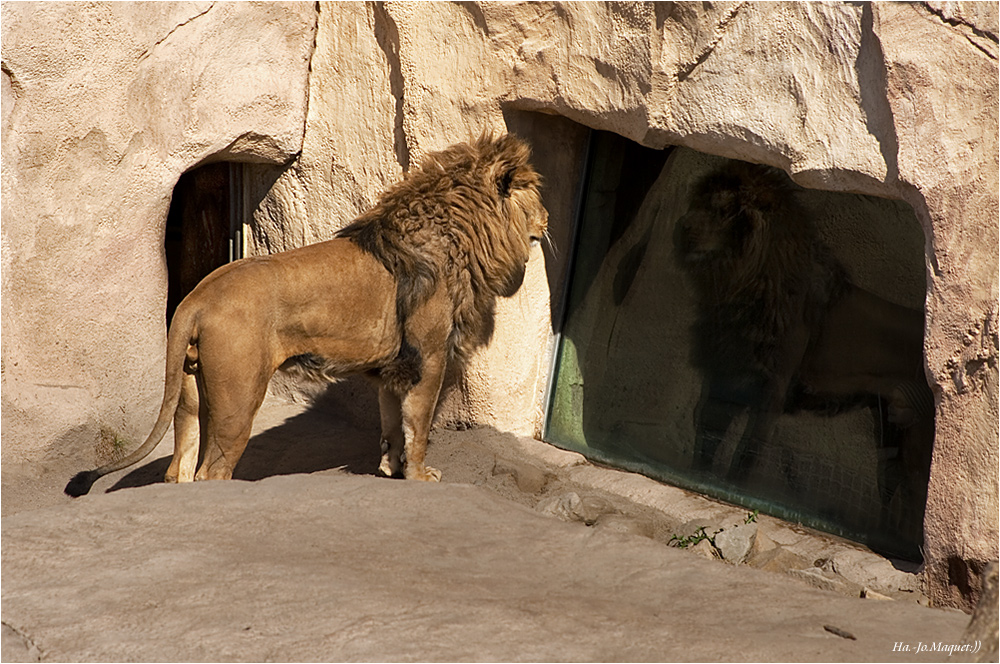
[
  {"x1": 674, "y1": 161, "x2": 933, "y2": 515},
  {"x1": 65, "y1": 134, "x2": 547, "y2": 497}
]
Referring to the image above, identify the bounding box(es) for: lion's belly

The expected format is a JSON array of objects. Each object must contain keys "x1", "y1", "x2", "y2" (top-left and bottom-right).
[
  {"x1": 277, "y1": 352, "x2": 379, "y2": 383},
  {"x1": 278, "y1": 319, "x2": 400, "y2": 375}
]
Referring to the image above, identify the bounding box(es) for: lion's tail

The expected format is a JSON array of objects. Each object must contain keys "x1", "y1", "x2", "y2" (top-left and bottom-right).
[{"x1": 64, "y1": 305, "x2": 198, "y2": 497}]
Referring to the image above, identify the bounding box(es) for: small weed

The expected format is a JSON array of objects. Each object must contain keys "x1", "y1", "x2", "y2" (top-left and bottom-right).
[
  {"x1": 744, "y1": 509, "x2": 759, "y2": 524},
  {"x1": 98, "y1": 426, "x2": 132, "y2": 462},
  {"x1": 669, "y1": 525, "x2": 718, "y2": 549}
]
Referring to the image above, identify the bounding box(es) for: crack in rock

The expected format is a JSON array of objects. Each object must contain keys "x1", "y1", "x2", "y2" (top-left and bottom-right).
[
  {"x1": 2, "y1": 621, "x2": 43, "y2": 662},
  {"x1": 922, "y1": 2, "x2": 998, "y2": 59},
  {"x1": 677, "y1": 1, "x2": 747, "y2": 82},
  {"x1": 137, "y1": 3, "x2": 217, "y2": 64}
]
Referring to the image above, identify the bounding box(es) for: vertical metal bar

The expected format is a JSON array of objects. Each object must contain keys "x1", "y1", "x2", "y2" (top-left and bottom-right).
[
  {"x1": 239, "y1": 163, "x2": 247, "y2": 260},
  {"x1": 228, "y1": 163, "x2": 237, "y2": 263}
]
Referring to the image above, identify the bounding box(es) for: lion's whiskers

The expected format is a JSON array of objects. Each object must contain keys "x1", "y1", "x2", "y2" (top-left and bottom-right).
[{"x1": 542, "y1": 228, "x2": 557, "y2": 257}]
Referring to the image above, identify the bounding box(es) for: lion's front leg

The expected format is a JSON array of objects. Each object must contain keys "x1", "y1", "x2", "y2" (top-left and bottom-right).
[
  {"x1": 377, "y1": 385, "x2": 405, "y2": 478},
  {"x1": 399, "y1": 352, "x2": 447, "y2": 482}
]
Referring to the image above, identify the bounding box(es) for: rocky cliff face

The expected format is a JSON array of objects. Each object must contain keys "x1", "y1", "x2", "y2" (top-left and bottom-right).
[
  {"x1": 2, "y1": 2, "x2": 995, "y2": 610},
  {"x1": 1, "y1": 1, "x2": 317, "y2": 458}
]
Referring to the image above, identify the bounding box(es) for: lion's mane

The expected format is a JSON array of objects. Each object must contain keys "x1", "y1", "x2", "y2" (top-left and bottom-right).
[
  {"x1": 676, "y1": 162, "x2": 849, "y2": 383},
  {"x1": 337, "y1": 134, "x2": 543, "y2": 371}
]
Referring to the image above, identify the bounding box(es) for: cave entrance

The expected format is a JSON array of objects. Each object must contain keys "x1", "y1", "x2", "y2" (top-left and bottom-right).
[
  {"x1": 544, "y1": 132, "x2": 934, "y2": 561},
  {"x1": 164, "y1": 162, "x2": 250, "y2": 325}
]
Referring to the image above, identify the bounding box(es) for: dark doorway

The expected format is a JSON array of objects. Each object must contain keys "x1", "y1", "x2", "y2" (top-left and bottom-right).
[{"x1": 164, "y1": 162, "x2": 250, "y2": 324}]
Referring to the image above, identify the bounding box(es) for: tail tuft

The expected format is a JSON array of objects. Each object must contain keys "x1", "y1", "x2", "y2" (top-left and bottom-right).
[{"x1": 64, "y1": 470, "x2": 101, "y2": 497}]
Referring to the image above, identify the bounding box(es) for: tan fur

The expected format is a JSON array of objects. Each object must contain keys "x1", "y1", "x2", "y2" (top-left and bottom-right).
[
  {"x1": 676, "y1": 162, "x2": 932, "y2": 512},
  {"x1": 66, "y1": 134, "x2": 547, "y2": 496}
]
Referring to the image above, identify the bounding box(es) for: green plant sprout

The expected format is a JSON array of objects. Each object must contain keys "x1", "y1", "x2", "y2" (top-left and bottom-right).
[{"x1": 669, "y1": 511, "x2": 759, "y2": 549}]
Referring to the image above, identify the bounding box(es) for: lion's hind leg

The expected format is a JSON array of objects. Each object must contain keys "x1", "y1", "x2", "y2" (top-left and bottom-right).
[
  {"x1": 165, "y1": 372, "x2": 200, "y2": 484},
  {"x1": 193, "y1": 364, "x2": 271, "y2": 482},
  {"x1": 377, "y1": 385, "x2": 405, "y2": 478}
]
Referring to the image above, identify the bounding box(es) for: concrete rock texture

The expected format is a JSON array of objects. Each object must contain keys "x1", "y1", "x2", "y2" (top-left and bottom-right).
[
  {"x1": 0, "y1": 444, "x2": 974, "y2": 663},
  {"x1": 2, "y1": 2, "x2": 996, "y2": 610},
  {"x1": 960, "y1": 562, "x2": 998, "y2": 663},
  {"x1": 9, "y1": 372, "x2": 999, "y2": 660},
  {"x1": 1, "y1": 1, "x2": 317, "y2": 457}
]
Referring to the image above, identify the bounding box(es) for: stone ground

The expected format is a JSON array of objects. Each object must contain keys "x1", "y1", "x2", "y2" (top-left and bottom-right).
[{"x1": 2, "y1": 385, "x2": 983, "y2": 662}]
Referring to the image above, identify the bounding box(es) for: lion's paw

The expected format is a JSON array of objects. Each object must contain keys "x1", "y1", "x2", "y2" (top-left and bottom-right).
[
  {"x1": 377, "y1": 457, "x2": 404, "y2": 479},
  {"x1": 407, "y1": 465, "x2": 442, "y2": 482}
]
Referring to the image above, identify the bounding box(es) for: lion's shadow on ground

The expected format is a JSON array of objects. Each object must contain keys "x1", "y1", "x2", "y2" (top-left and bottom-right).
[{"x1": 108, "y1": 380, "x2": 383, "y2": 492}]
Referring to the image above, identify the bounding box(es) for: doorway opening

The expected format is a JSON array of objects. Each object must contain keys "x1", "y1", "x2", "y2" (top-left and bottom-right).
[{"x1": 164, "y1": 162, "x2": 252, "y2": 324}]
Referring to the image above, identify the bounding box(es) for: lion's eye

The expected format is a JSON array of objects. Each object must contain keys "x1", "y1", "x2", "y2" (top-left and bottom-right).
[{"x1": 529, "y1": 236, "x2": 542, "y2": 248}]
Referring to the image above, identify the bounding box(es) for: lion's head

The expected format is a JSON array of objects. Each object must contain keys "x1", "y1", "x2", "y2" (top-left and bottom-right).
[
  {"x1": 674, "y1": 162, "x2": 797, "y2": 271},
  {"x1": 421, "y1": 133, "x2": 547, "y2": 297},
  {"x1": 675, "y1": 160, "x2": 850, "y2": 373},
  {"x1": 672, "y1": 161, "x2": 850, "y2": 310},
  {"x1": 338, "y1": 133, "x2": 548, "y2": 364}
]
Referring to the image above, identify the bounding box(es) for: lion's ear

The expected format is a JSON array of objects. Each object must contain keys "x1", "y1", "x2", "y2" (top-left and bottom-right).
[{"x1": 497, "y1": 167, "x2": 516, "y2": 199}]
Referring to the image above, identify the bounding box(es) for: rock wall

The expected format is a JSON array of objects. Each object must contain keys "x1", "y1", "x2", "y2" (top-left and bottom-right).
[
  {"x1": 1, "y1": 2, "x2": 317, "y2": 462},
  {"x1": 2, "y1": 1, "x2": 995, "y2": 610}
]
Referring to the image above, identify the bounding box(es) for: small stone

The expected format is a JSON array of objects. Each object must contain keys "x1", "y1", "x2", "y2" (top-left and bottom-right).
[
  {"x1": 535, "y1": 492, "x2": 582, "y2": 522},
  {"x1": 750, "y1": 546, "x2": 810, "y2": 574},
  {"x1": 535, "y1": 492, "x2": 612, "y2": 525},
  {"x1": 860, "y1": 587, "x2": 894, "y2": 601},
  {"x1": 790, "y1": 567, "x2": 853, "y2": 594},
  {"x1": 829, "y1": 549, "x2": 922, "y2": 594},
  {"x1": 749, "y1": 529, "x2": 778, "y2": 557},
  {"x1": 714, "y1": 521, "x2": 758, "y2": 564},
  {"x1": 690, "y1": 538, "x2": 721, "y2": 561}
]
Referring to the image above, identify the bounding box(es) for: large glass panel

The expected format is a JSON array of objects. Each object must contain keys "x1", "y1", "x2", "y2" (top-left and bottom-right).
[{"x1": 545, "y1": 133, "x2": 933, "y2": 560}]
